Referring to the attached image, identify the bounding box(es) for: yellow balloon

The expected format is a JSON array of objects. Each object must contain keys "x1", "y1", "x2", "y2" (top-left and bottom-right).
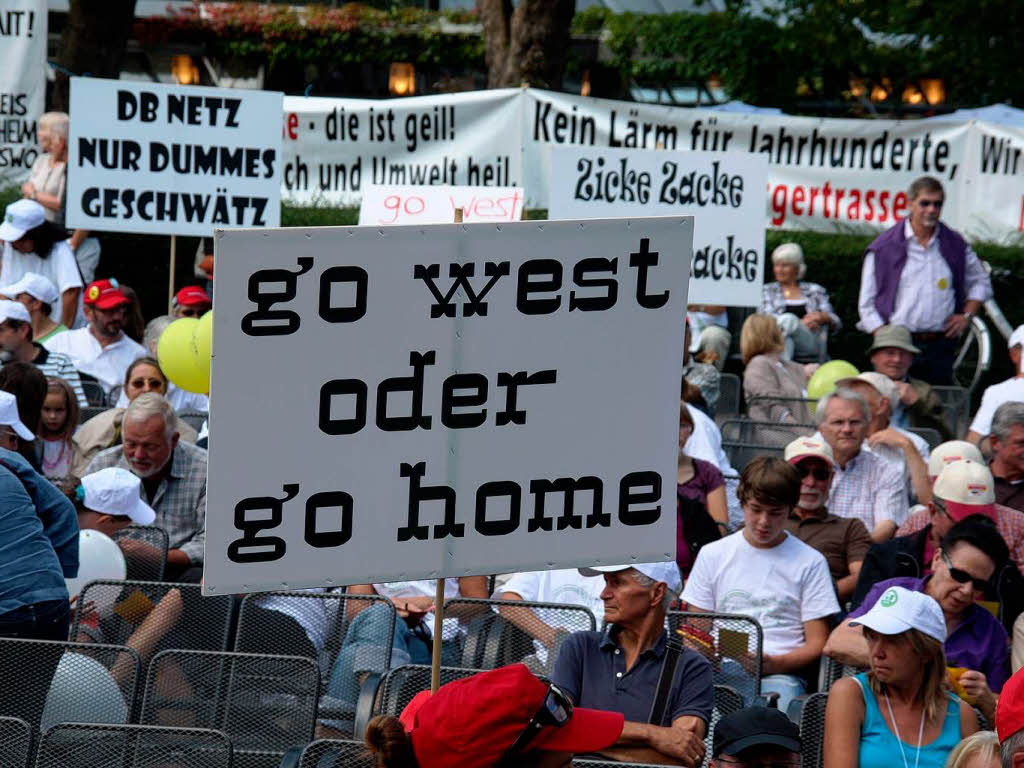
[
  {"x1": 190, "y1": 311, "x2": 213, "y2": 394},
  {"x1": 157, "y1": 318, "x2": 207, "y2": 393}
]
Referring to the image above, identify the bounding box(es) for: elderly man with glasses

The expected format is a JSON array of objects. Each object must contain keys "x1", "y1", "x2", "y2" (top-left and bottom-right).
[
  {"x1": 857, "y1": 175, "x2": 992, "y2": 385},
  {"x1": 825, "y1": 515, "x2": 1011, "y2": 723}
]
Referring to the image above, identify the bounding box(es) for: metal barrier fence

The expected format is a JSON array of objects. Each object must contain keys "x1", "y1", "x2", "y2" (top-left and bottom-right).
[
  {"x1": 441, "y1": 597, "x2": 597, "y2": 674},
  {"x1": 0, "y1": 637, "x2": 140, "y2": 736},
  {"x1": 111, "y1": 526, "x2": 169, "y2": 582},
  {"x1": 35, "y1": 722, "x2": 233, "y2": 768},
  {"x1": 140, "y1": 648, "x2": 319, "y2": 768}
]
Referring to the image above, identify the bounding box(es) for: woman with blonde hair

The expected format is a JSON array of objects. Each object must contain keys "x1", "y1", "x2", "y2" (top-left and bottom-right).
[
  {"x1": 944, "y1": 731, "x2": 998, "y2": 768},
  {"x1": 824, "y1": 587, "x2": 979, "y2": 768},
  {"x1": 741, "y1": 313, "x2": 814, "y2": 423}
]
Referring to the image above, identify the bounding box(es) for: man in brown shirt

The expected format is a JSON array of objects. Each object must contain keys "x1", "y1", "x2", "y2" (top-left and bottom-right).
[{"x1": 782, "y1": 436, "x2": 872, "y2": 603}]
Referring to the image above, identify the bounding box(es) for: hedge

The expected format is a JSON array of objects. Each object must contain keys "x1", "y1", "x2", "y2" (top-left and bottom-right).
[{"x1": 2, "y1": 183, "x2": 1019, "y2": 394}]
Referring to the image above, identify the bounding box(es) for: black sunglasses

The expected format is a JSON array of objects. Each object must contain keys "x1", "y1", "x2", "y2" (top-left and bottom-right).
[
  {"x1": 797, "y1": 465, "x2": 830, "y2": 482},
  {"x1": 503, "y1": 683, "x2": 574, "y2": 758},
  {"x1": 917, "y1": 199, "x2": 944, "y2": 208},
  {"x1": 941, "y1": 551, "x2": 990, "y2": 592}
]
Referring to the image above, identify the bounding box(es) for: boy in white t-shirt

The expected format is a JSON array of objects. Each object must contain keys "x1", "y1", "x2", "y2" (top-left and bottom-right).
[
  {"x1": 681, "y1": 455, "x2": 840, "y2": 712},
  {"x1": 497, "y1": 568, "x2": 606, "y2": 672}
]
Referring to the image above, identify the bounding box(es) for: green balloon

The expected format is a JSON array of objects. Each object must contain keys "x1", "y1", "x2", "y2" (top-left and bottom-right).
[{"x1": 807, "y1": 359, "x2": 859, "y2": 401}]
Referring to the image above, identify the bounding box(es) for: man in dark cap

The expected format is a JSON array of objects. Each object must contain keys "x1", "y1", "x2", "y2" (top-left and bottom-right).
[{"x1": 710, "y1": 707, "x2": 801, "y2": 768}]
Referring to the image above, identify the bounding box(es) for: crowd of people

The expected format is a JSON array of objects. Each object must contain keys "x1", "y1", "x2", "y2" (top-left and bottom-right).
[{"x1": 2, "y1": 124, "x2": 1024, "y2": 768}]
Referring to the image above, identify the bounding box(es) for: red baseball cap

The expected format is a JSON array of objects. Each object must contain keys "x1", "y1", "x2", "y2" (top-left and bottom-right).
[
  {"x1": 84, "y1": 278, "x2": 129, "y2": 310},
  {"x1": 398, "y1": 665, "x2": 623, "y2": 768},
  {"x1": 175, "y1": 285, "x2": 211, "y2": 307},
  {"x1": 997, "y1": 665, "x2": 1024, "y2": 740}
]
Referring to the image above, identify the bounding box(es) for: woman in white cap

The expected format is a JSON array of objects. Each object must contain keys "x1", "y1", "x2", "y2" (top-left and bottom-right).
[
  {"x1": 0, "y1": 199, "x2": 82, "y2": 329},
  {"x1": 761, "y1": 242, "x2": 841, "y2": 362},
  {"x1": 823, "y1": 586, "x2": 979, "y2": 768}
]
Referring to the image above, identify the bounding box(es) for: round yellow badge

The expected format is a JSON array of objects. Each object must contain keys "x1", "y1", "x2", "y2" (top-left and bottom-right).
[
  {"x1": 87, "y1": 285, "x2": 100, "y2": 301},
  {"x1": 937, "y1": 277, "x2": 949, "y2": 290}
]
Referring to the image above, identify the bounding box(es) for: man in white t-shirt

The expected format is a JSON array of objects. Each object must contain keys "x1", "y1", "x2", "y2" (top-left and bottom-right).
[
  {"x1": 681, "y1": 455, "x2": 840, "y2": 712},
  {"x1": 44, "y1": 278, "x2": 146, "y2": 395},
  {"x1": 496, "y1": 568, "x2": 606, "y2": 672},
  {"x1": 968, "y1": 324, "x2": 1024, "y2": 445}
]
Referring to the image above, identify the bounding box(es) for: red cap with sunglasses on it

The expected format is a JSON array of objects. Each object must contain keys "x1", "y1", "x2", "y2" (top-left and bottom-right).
[
  {"x1": 784, "y1": 436, "x2": 835, "y2": 468},
  {"x1": 83, "y1": 278, "x2": 129, "y2": 310},
  {"x1": 397, "y1": 664, "x2": 623, "y2": 768}
]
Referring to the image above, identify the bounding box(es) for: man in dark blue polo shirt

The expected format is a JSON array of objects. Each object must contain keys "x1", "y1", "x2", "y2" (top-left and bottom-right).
[{"x1": 552, "y1": 562, "x2": 713, "y2": 766}]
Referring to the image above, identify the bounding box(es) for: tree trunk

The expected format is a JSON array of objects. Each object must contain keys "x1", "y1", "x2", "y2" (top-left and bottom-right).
[
  {"x1": 476, "y1": 0, "x2": 576, "y2": 90},
  {"x1": 52, "y1": 0, "x2": 138, "y2": 111}
]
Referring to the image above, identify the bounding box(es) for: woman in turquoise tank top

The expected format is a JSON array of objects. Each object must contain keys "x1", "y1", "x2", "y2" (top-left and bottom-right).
[{"x1": 823, "y1": 586, "x2": 979, "y2": 768}]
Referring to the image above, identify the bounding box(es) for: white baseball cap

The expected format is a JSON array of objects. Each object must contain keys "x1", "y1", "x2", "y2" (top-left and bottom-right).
[
  {"x1": 784, "y1": 436, "x2": 835, "y2": 468},
  {"x1": 1, "y1": 272, "x2": 59, "y2": 305},
  {"x1": 0, "y1": 199, "x2": 45, "y2": 243},
  {"x1": 933, "y1": 458, "x2": 996, "y2": 520},
  {"x1": 579, "y1": 561, "x2": 682, "y2": 596},
  {"x1": 1009, "y1": 324, "x2": 1024, "y2": 350},
  {"x1": 851, "y1": 586, "x2": 946, "y2": 644},
  {"x1": 839, "y1": 372, "x2": 900, "y2": 411},
  {"x1": 80, "y1": 467, "x2": 156, "y2": 524},
  {"x1": 0, "y1": 390, "x2": 33, "y2": 440},
  {"x1": 928, "y1": 440, "x2": 984, "y2": 479},
  {"x1": 0, "y1": 299, "x2": 30, "y2": 325}
]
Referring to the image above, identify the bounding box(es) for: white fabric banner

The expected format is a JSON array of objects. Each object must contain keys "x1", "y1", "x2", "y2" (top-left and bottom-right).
[
  {"x1": 205, "y1": 217, "x2": 690, "y2": 594},
  {"x1": 277, "y1": 88, "x2": 1024, "y2": 241},
  {"x1": 959, "y1": 121, "x2": 1024, "y2": 244},
  {"x1": 549, "y1": 147, "x2": 768, "y2": 305},
  {"x1": 282, "y1": 89, "x2": 523, "y2": 207},
  {"x1": 66, "y1": 78, "x2": 283, "y2": 236},
  {"x1": 0, "y1": 0, "x2": 46, "y2": 188}
]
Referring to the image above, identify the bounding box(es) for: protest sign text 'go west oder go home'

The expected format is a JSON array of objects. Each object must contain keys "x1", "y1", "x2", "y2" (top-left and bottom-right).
[{"x1": 205, "y1": 218, "x2": 691, "y2": 594}]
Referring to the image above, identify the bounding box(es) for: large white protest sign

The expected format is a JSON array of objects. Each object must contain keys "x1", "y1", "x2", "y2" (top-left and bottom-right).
[
  {"x1": 204, "y1": 217, "x2": 690, "y2": 594},
  {"x1": 66, "y1": 78, "x2": 283, "y2": 236},
  {"x1": 0, "y1": 0, "x2": 45, "y2": 187},
  {"x1": 283, "y1": 89, "x2": 522, "y2": 207},
  {"x1": 358, "y1": 184, "x2": 525, "y2": 226},
  {"x1": 550, "y1": 148, "x2": 767, "y2": 306}
]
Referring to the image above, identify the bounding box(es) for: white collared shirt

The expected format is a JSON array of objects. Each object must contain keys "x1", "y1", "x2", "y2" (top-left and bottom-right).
[
  {"x1": 43, "y1": 326, "x2": 146, "y2": 394},
  {"x1": 857, "y1": 220, "x2": 992, "y2": 333}
]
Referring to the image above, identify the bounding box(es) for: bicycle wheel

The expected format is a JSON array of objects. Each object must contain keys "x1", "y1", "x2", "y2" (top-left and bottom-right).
[{"x1": 953, "y1": 317, "x2": 990, "y2": 393}]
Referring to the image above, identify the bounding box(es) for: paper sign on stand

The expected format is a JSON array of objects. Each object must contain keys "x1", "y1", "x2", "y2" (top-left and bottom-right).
[
  {"x1": 358, "y1": 184, "x2": 525, "y2": 226},
  {"x1": 204, "y1": 216, "x2": 691, "y2": 595},
  {"x1": 66, "y1": 77, "x2": 283, "y2": 236},
  {"x1": 549, "y1": 147, "x2": 768, "y2": 307}
]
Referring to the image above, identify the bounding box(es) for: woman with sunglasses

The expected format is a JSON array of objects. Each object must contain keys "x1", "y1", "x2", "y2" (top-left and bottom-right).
[
  {"x1": 823, "y1": 586, "x2": 979, "y2": 768},
  {"x1": 365, "y1": 664, "x2": 624, "y2": 768},
  {"x1": 826, "y1": 517, "x2": 1011, "y2": 724}
]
